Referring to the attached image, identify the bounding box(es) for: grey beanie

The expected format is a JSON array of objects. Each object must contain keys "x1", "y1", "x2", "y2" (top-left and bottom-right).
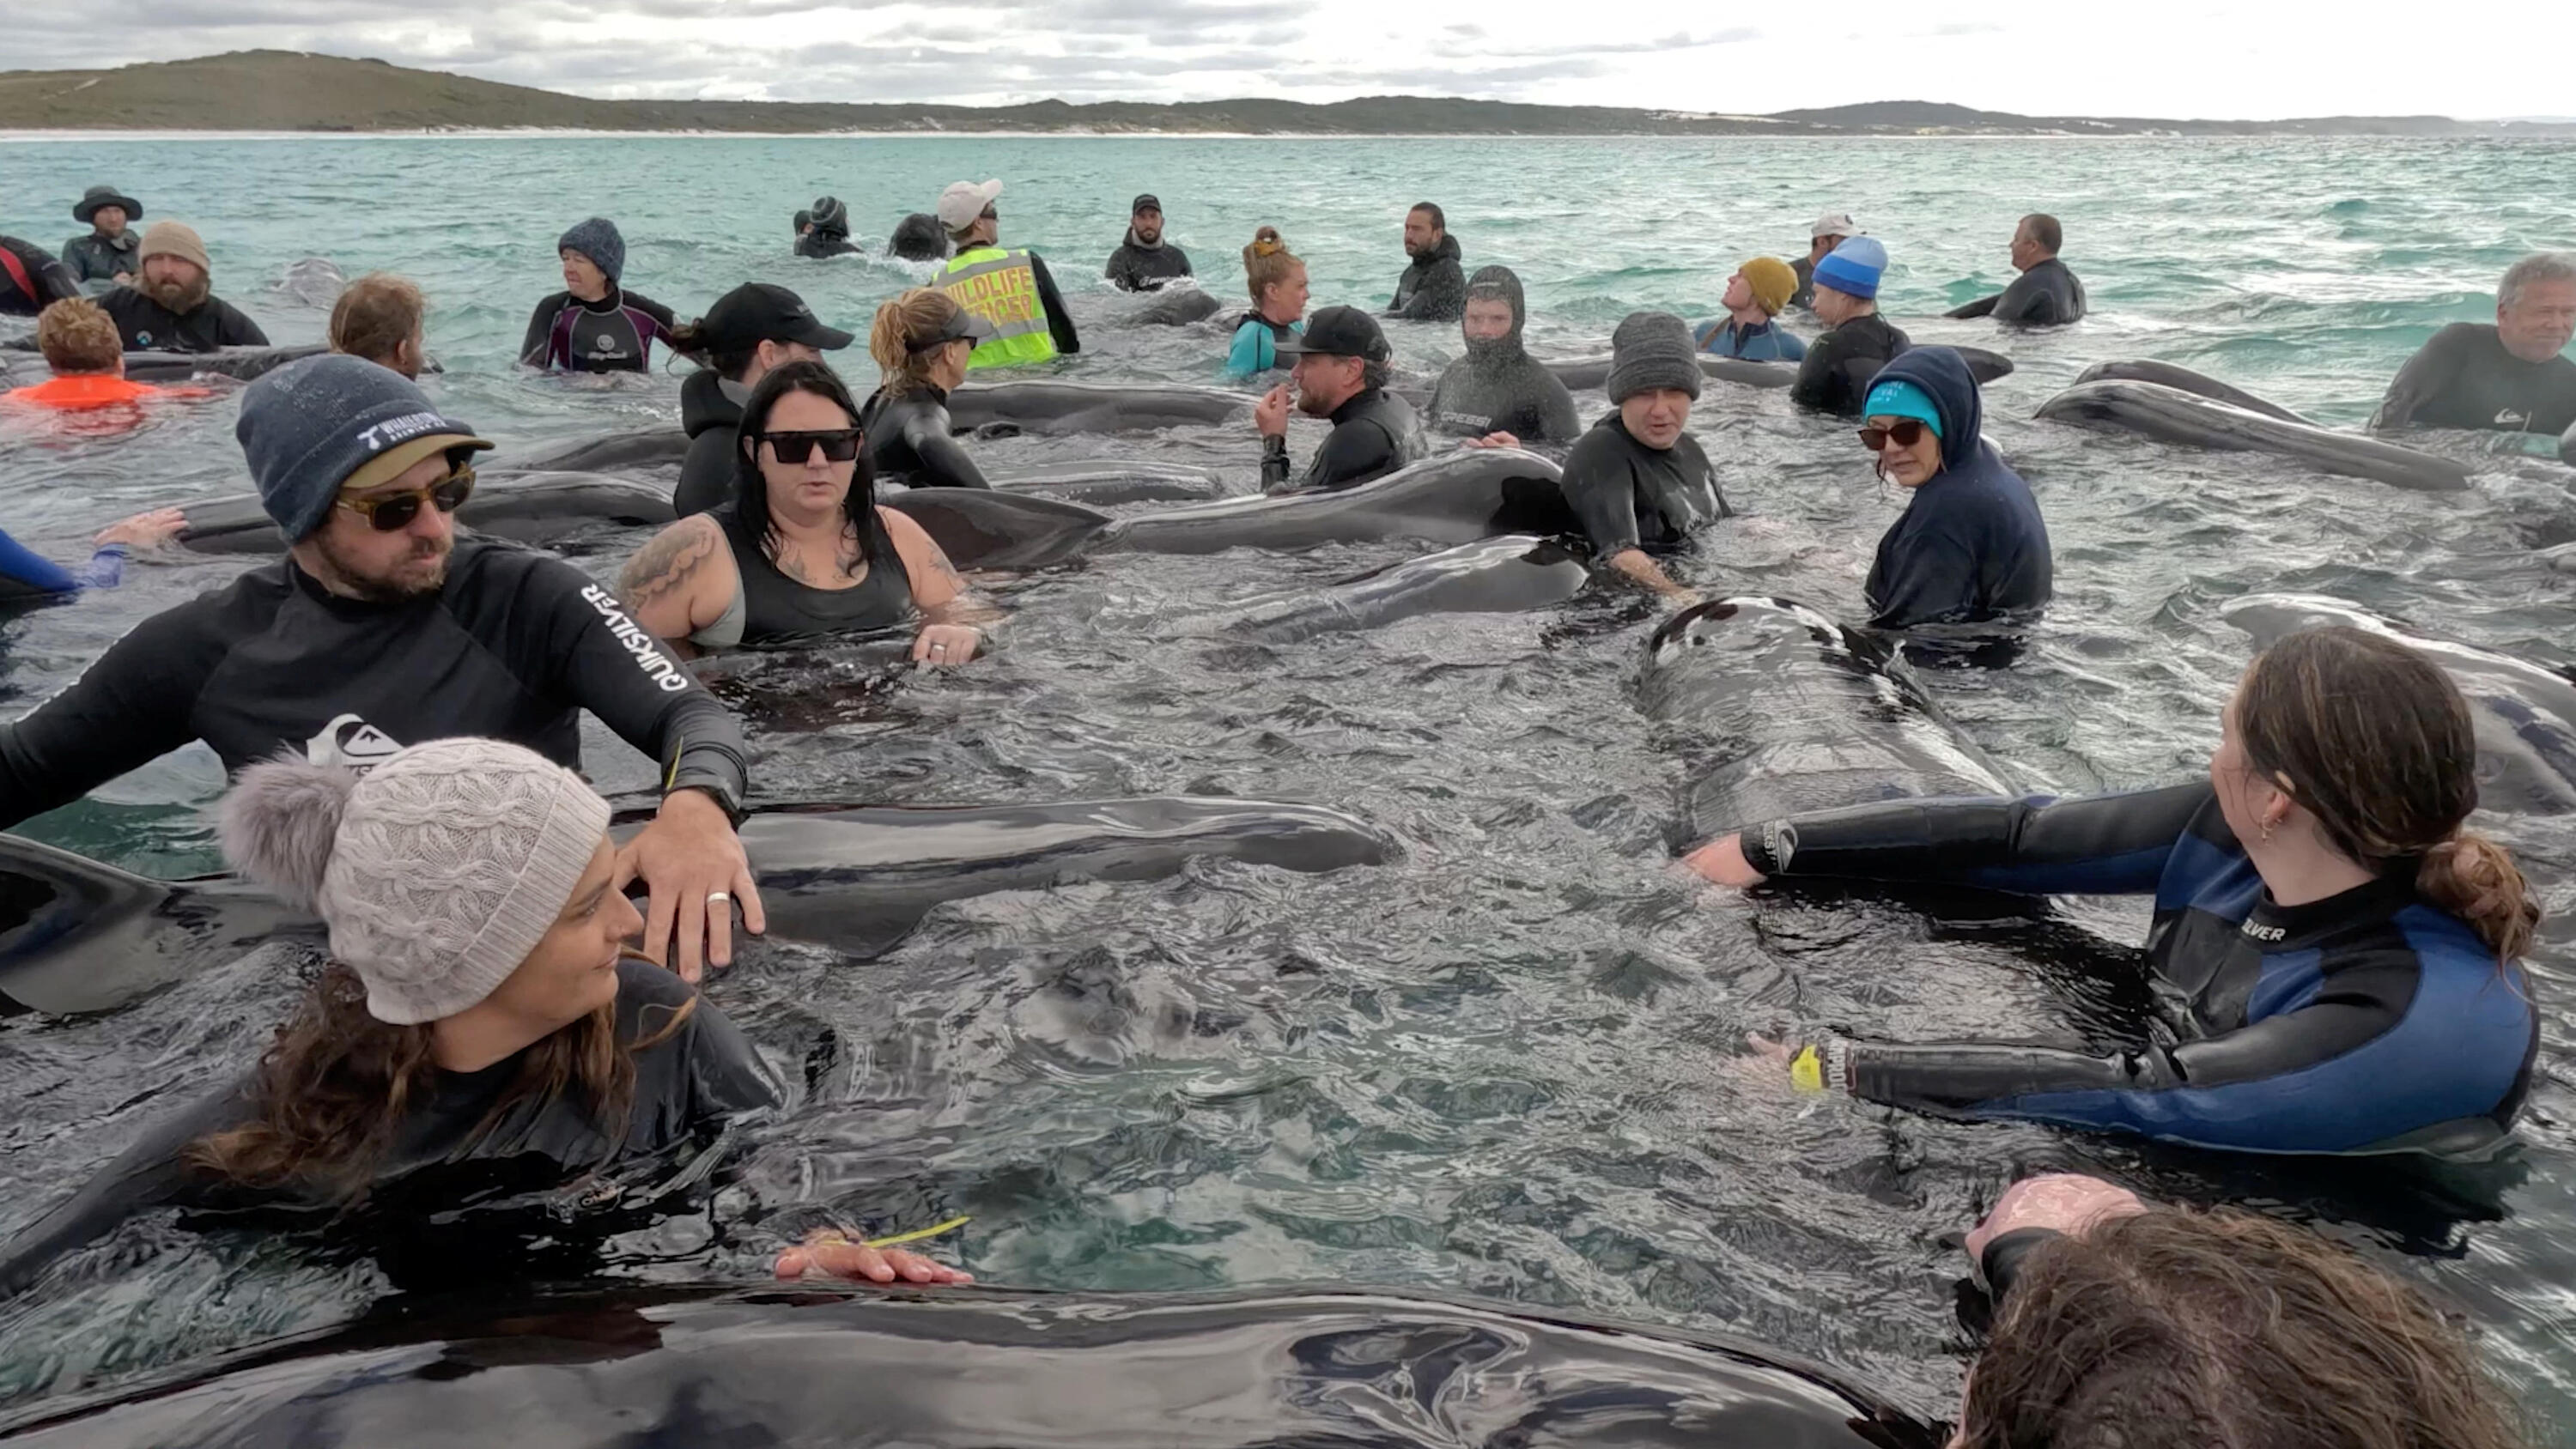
[
  {"x1": 236, "y1": 355, "x2": 491, "y2": 541},
  {"x1": 557, "y1": 216, "x2": 626, "y2": 282},
  {"x1": 219, "y1": 737, "x2": 615, "y2": 1026},
  {"x1": 1605, "y1": 312, "x2": 1703, "y2": 404}
]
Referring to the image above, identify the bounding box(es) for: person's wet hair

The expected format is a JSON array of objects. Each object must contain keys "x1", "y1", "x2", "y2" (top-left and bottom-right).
[
  {"x1": 867, "y1": 287, "x2": 972, "y2": 399},
  {"x1": 2020, "y1": 214, "x2": 2063, "y2": 254},
  {"x1": 1409, "y1": 201, "x2": 1446, "y2": 232},
  {"x1": 2239, "y1": 626, "x2": 2539, "y2": 961},
  {"x1": 1959, "y1": 1208, "x2": 2528, "y2": 1449},
  {"x1": 33, "y1": 296, "x2": 123, "y2": 375},
  {"x1": 2499, "y1": 251, "x2": 2576, "y2": 310},
  {"x1": 732, "y1": 359, "x2": 880, "y2": 572},
  {"x1": 328, "y1": 273, "x2": 426, "y2": 374},
  {"x1": 1242, "y1": 226, "x2": 1301, "y2": 304}
]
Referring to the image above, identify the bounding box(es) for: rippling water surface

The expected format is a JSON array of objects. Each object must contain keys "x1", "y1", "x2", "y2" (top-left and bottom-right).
[{"x1": 2, "y1": 135, "x2": 2574, "y2": 1432}]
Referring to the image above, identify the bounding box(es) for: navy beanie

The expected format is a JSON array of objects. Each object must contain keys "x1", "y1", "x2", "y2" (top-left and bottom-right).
[
  {"x1": 237, "y1": 355, "x2": 490, "y2": 541},
  {"x1": 556, "y1": 217, "x2": 626, "y2": 282}
]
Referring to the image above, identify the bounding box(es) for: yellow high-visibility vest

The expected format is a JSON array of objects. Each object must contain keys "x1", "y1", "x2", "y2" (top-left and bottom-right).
[{"x1": 935, "y1": 247, "x2": 1057, "y2": 368}]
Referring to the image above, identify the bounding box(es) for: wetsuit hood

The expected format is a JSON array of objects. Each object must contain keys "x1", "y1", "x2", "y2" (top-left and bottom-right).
[
  {"x1": 1123, "y1": 226, "x2": 1164, "y2": 252},
  {"x1": 680, "y1": 366, "x2": 747, "y2": 440},
  {"x1": 1869, "y1": 345, "x2": 1984, "y2": 470},
  {"x1": 1460, "y1": 264, "x2": 1528, "y2": 367},
  {"x1": 1409, "y1": 233, "x2": 1463, "y2": 267}
]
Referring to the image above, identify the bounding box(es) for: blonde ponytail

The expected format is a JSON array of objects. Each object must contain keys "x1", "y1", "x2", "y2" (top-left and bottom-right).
[
  {"x1": 2416, "y1": 832, "x2": 2540, "y2": 964},
  {"x1": 868, "y1": 288, "x2": 965, "y2": 398},
  {"x1": 1243, "y1": 226, "x2": 1300, "y2": 305}
]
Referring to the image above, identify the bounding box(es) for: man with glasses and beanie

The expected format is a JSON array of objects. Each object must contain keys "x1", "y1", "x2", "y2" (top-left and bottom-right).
[
  {"x1": 1853, "y1": 345, "x2": 2051, "y2": 631},
  {"x1": 0, "y1": 355, "x2": 764, "y2": 983},
  {"x1": 1105, "y1": 194, "x2": 1193, "y2": 292},
  {"x1": 932, "y1": 179, "x2": 1080, "y2": 368},
  {"x1": 1254, "y1": 305, "x2": 1426, "y2": 494}
]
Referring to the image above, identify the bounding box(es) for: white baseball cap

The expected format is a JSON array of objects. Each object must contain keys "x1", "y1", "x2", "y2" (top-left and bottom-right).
[
  {"x1": 1810, "y1": 211, "x2": 1860, "y2": 240},
  {"x1": 937, "y1": 179, "x2": 1005, "y2": 231}
]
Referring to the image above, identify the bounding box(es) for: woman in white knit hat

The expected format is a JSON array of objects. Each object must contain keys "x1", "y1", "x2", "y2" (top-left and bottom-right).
[{"x1": 0, "y1": 737, "x2": 969, "y2": 1295}]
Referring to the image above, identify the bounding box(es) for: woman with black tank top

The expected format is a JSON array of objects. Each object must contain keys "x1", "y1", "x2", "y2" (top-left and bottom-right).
[{"x1": 616, "y1": 361, "x2": 997, "y2": 662}]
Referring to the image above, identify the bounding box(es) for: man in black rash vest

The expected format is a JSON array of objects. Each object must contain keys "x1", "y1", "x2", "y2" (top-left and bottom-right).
[
  {"x1": 0, "y1": 356, "x2": 761, "y2": 980},
  {"x1": 796, "y1": 196, "x2": 865, "y2": 258},
  {"x1": 1105, "y1": 193, "x2": 1193, "y2": 292},
  {"x1": 670, "y1": 282, "x2": 855, "y2": 517},
  {"x1": 1792, "y1": 237, "x2": 1908, "y2": 417},
  {"x1": 2372, "y1": 251, "x2": 2576, "y2": 436},
  {"x1": 94, "y1": 221, "x2": 268, "y2": 350},
  {"x1": 520, "y1": 218, "x2": 677, "y2": 374},
  {"x1": 1559, "y1": 312, "x2": 1729, "y2": 599},
  {"x1": 0, "y1": 233, "x2": 80, "y2": 317},
  {"x1": 1789, "y1": 211, "x2": 1858, "y2": 312},
  {"x1": 1425, "y1": 265, "x2": 1581, "y2": 446},
  {"x1": 1255, "y1": 306, "x2": 1428, "y2": 494},
  {"x1": 62, "y1": 185, "x2": 143, "y2": 291},
  {"x1": 1384, "y1": 203, "x2": 1467, "y2": 323},
  {"x1": 1949, "y1": 214, "x2": 2087, "y2": 326}
]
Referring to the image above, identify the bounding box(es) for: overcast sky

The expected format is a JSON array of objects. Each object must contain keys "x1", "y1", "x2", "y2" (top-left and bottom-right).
[{"x1": 11, "y1": 1, "x2": 2573, "y2": 121}]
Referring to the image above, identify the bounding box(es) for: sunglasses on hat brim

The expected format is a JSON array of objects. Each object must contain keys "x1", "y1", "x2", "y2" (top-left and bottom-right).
[
  {"x1": 337, "y1": 465, "x2": 477, "y2": 532},
  {"x1": 1857, "y1": 420, "x2": 1933, "y2": 452}
]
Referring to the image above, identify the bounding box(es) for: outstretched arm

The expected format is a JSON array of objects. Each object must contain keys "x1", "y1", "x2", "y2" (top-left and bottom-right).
[{"x1": 881, "y1": 507, "x2": 1000, "y2": 665}]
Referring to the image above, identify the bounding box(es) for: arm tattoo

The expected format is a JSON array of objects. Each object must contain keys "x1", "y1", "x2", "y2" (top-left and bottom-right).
[{"x1": 618, "y1": 517, "x2": 722, "y2": 613}]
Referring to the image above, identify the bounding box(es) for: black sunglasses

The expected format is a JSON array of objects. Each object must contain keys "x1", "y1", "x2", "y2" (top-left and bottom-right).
[
  {"x1": 760, "y1": 428, "x2": 863, "y2": 464},
  {"x1": 1856, "y1": 420, "x2": 1931, "y2": 452},
  {"x1": 337, "y1": 466, "x2": 476, "y2": 531},
  {"x1": 980, "y1": 205, "x2": 999, "y2": 221}
]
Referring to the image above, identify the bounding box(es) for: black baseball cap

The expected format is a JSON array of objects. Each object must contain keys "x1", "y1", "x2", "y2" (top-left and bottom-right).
[
  {"x1": 1131, "y1": 193, "x2": 1162, "y2": 215},
  {"x1": 907, "y1": 305, "x2": 997, "y2": 353},
  {"x1": 701, "y1": 282, "x2": 853, "y2": 352},
  {"x1": 1275, "y1": 305, "x2": 1391, "y2": 363}
]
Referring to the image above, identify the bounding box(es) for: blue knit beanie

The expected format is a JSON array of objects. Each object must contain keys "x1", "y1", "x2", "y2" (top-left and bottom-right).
[
  {"x1": 556, "y1": 217, "x2": 625, "y2": 282},
  {"x1": 237, "y1": 355, "x2": 491, "y2": 541},
  {"x1": 1862, "y1": 378, "x2": 1944, "y2": 436},
  {"x1": 1813, "y1": 236, "x2": 1888, "y2": 300}
]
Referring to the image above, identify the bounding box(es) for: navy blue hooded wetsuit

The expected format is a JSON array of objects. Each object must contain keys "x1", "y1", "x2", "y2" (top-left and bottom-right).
[
  {"x1": 1862, "y1": 347, "x2": 2052, "y2": 630},
  {"x1": 1739, "y1": 781, "x2": 2538, "y2": 1158}
]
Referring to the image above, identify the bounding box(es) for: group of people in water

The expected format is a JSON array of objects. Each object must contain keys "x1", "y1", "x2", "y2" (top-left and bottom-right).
[{"x1": 1, "y1": 170, "x2": 2573, "y2": 1443}]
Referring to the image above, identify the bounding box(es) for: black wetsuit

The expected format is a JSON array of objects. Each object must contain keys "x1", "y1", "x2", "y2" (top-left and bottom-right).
[
  {"x1": 1973, "y1": 258, "x2": 2088, "y2": 326},
  {"x1": 857, "y1": 385, "x2": 989, "y2": 490},
  {"x1": 0, "y1": 238, "x2": 79, "y2": 318},
  {"x1": 0, "y1": 960, "x2": 775, "y2": 1297},
  {"x1": 674, "y1": 368, "x2": 749, "y2": 518},
  {"x1": 1261, "y1": 388, "x2": 1428, "y2": 494},
  {"x1": 1106, "y1": 231, "x2": 1194, "y2": 292},
  {"x1": 1558, "y1": 412, "x2": 1729, "y2": 559},
  {"x1": 0, "y1": 537, "x2": 750, "y2": 828},
  {"x1": 520, "y1": 288, "x2": 678, "y2": 373},
  {"x1": 1862, "y1": 347, "x2": 2051, "y2": 630},
  {"x1": 1791, "y1": 312, "x2": 1911, "y2": 417},
  {"x1": 1789, "y1": 255, "x2": 1818, "y2": 311},
  {"x1": 60, "y1": 230, "x2": 141, "y2": 290},
  {"x1": 795, "y1": 228, "x2": 864, "y2": 259},
  {"x1": 2371, "y1": 323, "x2": 2576, "y2": 436},
  {"x1": 1425, "y1": 265, "x2": 1582, "y2": 445},
  {"x1": 695, "y1": 504, "x2": 915, "y2": 649},
  {"x1": 94, "y1": 285, "x2": 269, "y2": 351},
  {"x1": 1740, "y1": 782, "x2": 2538, "y2": 1157},
  {"x1": 1387, "y1": 234, "x2": 1467, "y2": 323}
]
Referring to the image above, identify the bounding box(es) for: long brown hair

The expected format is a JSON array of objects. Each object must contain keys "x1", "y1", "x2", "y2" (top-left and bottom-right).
[
  {"x1": 1242, "y1": 226, "x2": 1300, "y2": 306},
  {"x1": 2238, "y1": 626, "x2": 2539, "y2": 962},
  {"x1": 867, "y1": 287, "x2": 969, "y2": 398},
  {"x1": 186, "y1": 955, "x2": 695, "y2": 1197},
  {"x1": 1959, "y1": 1208, "x2": 2528, "y2": 1449}
]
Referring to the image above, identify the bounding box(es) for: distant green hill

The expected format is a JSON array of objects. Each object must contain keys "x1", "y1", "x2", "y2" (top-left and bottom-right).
[{"x1": 3, "y1": 51, "x2": 2569, "y2": 137}]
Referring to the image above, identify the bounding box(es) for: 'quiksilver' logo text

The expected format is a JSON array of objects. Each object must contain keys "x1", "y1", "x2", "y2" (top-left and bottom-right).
[{"x1": 581, "y1": 585, "x2": 690, "y2": 693}]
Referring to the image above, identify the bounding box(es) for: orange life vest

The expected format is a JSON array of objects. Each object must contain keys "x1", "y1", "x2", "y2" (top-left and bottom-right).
[{"x1": 4, "y1": 373, "x2": 173, "y2": 409}]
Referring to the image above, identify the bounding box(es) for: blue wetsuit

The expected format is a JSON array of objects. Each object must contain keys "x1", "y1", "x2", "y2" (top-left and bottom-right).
[
  {"x1": 1741, "y1": 781, "x2": 2537, "y2": 1158},
  {"x1": 1695, "y1": 317, "x2": 1807, "y2": 361},
  {"x1": 1227, "y1": 313, "x2": 1298, "y2": 379},
  {"x1": 0, "y1": 528, "x2": 125, "y2": 606}
]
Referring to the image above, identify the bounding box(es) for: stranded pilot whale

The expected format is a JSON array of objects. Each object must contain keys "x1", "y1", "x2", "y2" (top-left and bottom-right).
[
  {"x1": 176, "y1": 472, "x2": 678, "y2": 555},
  {"x1": 2223, "y1": 592, "x2": 2576, "y2": 814},
  {"x1": 1544, "y1": 344, "x2": 2014, "y2": 395},
  {"x1": 1639, "y1": 596, "x2": 2012, "y2": 841},
  {"x1": 1192, "y1": 533, "x2": 1592, "y2": 642},
  {"x1": 2073, "y1": 360, "x2": 2312, "y2": 423},
  {"x1": 887, "y1": 448, "x2": 1577, "y2": 570},
  {"x1": 0, "y1": 796, "x2": 1391, "y2": 1016},
  {"x1": 2035, "y1": 378, "x2": 2471, "y2": 492},
  {"x1": 0, "y1": 1282, "x2": 1933, "y2": 1449}
]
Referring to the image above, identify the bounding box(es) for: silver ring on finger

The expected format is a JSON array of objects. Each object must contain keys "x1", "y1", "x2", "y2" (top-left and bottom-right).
[{"x1": 707, "y1": 891, "x2": 731, "y2": 905}]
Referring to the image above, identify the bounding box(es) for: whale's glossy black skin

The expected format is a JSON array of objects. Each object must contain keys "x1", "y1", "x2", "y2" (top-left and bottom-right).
[
  {"x1": 1, "y1": 797, "x2": 1389, "y2": 1015},
  {"x1": 986, "y1": 458, "x2": 1237, "y2": 505},
  {"x1": 175, "y1": 472, "x2": 677, "y2": 555},
  {"x1": 0, "y1": 343, "x2": 328, "y2": 387},
  {"x1": 887, "y1": 449, "x2": 1577, "y2": 570},
  {"x1": 1203, "y1": 533, "x2": 1592, "y2": 642},
  {"x1": 2224, "y1": 592, "x2": 2576, "y2": 814},
  {"x1": 268, "y1": 257, "x2": 349, "y2": 309},
  {"x1": 945, "y1": 379, "x2": 1249, "y2": 436},
  {"x1": 0, "y1": 1282, "x2": 1935, "y2": 1449},
  {"x1": 2561, "y1": 418, "x2": 2574, "y2": 467},
  {"x1": 1545, "y1": 344, "x2": 2011, "y2": 393},
  {"x1": 498, "y1": 427, "x2": 691, "y2": 476},
  {"x1": 1640, "y1": 596, "x2": 2013, "y2": 840},
  {"x1": 2074, "y1": 360, "x2": 2312, "y2": 423},
  {"x1": 0, "y1": 834, "x2": 307, "y2": 1017},
  {"x1": 2034, "y1": 379, "x2": 2471, "y2": 492},
  {"x1": 1124, "y1": 285, "x2": 1226, "y2": 327}
]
